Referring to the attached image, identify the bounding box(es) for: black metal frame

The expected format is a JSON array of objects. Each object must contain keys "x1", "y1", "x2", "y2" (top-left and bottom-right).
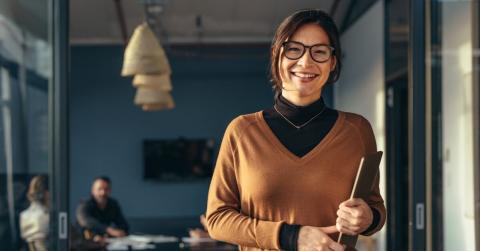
[
  {"x1": 428, "y1": 0, "x2": 444, "y2": 249},
  {"x1": 408, "y1": 0, "x2": 426, "y2": 250},
  {"x1": 49, "y1": 0, "x2": 69, "y2": 250},
  {"x1": 384, "y1": 0, "x2": 410, "y2": 250}
]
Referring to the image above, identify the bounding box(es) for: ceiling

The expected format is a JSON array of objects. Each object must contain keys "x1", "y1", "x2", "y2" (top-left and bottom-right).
[
  {"x1": 0, "y1": 0, "x2": 49, "y2": 39},
  {"x1": 70, "y1": 0, "x2": 353, "y2": 45},
  {"x1": 0, "y1": 0, "x2": 389, "y2": 45}
]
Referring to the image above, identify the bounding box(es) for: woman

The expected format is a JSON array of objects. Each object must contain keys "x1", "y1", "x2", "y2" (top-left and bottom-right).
[
  {"x1": 20, "y1": 175, "x2": 50, "y2": 251},
  {"x1": 206, "y1": 9, "x2": 386, "y2": 251}
]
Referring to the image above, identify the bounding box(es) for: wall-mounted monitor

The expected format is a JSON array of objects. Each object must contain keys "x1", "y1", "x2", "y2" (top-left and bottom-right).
[{"x1": 143, "y1": 138, "x2": 215, "y2": 181}]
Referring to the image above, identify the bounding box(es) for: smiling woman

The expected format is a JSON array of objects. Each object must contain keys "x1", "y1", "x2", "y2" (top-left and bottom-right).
[{"x1": 206, "y1": 9, "x2": 385, "y2": 251}]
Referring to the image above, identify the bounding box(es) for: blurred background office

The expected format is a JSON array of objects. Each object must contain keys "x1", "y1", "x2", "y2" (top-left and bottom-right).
[{"x1": 0, "y1": 0, "x2": 479, "y2": 250}]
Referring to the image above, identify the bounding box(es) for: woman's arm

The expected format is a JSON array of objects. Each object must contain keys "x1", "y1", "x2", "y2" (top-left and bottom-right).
[
  {"x1": 206, "y1": 120, "x2": 284, "y2": 250},
  {"x1": 335, "y1": 116, "x2": 386, "y2": 236},
  {"x1": 360, "y1": 118, "x2": 386, "y2": 235}
]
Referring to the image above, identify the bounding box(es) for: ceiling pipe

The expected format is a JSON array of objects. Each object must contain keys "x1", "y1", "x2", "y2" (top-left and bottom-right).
[
  {"x1": 113, "y1": 0, "x2": 128, "y2": 46},
  {"x1": 329, "y1": 0, "x2": 341, "y2": 17}
]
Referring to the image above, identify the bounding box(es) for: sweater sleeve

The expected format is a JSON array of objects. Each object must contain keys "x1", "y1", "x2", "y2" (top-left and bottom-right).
[
  {"x1": 359, "y1": 117, "x2": 386, "y2": 236},
  {"x1": 206, "y1": 119, "x2": 284, "y2": 250},
  {"x1": 76, "y1": 201, "x2": 108, "y2": 234},
  {"x1": 111, "y1": 199, "x2": 130, "y2": 234}
]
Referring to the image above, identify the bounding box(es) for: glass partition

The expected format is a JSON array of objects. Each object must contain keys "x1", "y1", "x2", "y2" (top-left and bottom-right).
[
  {"x1": 0, "y1": 1, "x2": 53, "y2": 250},
  {"x1": 429, "y1": 0, "x2": 477, "y2": 250}
]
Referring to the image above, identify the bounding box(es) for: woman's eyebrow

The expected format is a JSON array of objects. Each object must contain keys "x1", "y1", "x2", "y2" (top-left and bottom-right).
[{"x1": 288, "y1": 40, "x2": 331, "y2": 46}]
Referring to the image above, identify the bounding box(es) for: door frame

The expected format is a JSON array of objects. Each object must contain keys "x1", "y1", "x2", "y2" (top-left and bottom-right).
[
  {"x1": 49, "y1": 0, "x2": 70, "y2": 250},
  {"x1": 408, "y1": 0, "x2": 426, "y2": 250}
]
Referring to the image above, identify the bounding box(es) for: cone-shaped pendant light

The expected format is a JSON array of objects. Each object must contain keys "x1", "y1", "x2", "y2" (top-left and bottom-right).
[
  {"x1": 134, "y1": 87, "x2": 175, "y2": 111},
  {"x1": 121, "y1": 22, "x2": 175, "y2": 111},
  {"x1": 133, "y1": 73, "x2": 172, "y2": 91},
  {"x1": 121, "y1": 23, "x2": 171, "y2": 76}
]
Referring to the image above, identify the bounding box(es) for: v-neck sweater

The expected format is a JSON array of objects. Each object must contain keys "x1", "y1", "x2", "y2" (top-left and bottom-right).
[
  {"x1": 263, "y1": 95, "x2": 380, "y2": 251},
  {"x1": 206, "y1": 111, "x2": 386, "y2": 251}
]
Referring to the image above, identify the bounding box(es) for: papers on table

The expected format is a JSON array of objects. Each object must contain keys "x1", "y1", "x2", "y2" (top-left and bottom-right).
[
  {"x1": 106, "y1": 234, "x2": 179, "y2": 250},
  {"x1": 129, "y1": 234, "x2": 179, "y2": 243},
  {"x1": 107, "y1": 241, "x2": 154, "y2": 250},
  {"x1": 181, "y1": 237, "x2": 217, "y2": 243}
]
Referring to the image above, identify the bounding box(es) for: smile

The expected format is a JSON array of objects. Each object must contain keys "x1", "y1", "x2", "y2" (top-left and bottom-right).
[{"x1": 291, "y1": 72, "x2": 319, "y2": 79}]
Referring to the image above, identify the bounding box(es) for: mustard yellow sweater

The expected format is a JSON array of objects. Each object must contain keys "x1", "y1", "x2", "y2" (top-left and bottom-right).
[{"x1": 206, "y1": 111, "x2": 386, "y2": 251}]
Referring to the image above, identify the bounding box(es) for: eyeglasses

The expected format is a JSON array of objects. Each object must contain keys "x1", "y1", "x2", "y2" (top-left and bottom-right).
[{"x1": 282, "y1": 41, "x2": 335, "y2": 63}]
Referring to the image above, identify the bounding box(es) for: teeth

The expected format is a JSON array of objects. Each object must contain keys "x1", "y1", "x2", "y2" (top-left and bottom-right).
[{"x1": 293, "y1": 72, "x2": 317, "y2": 78}]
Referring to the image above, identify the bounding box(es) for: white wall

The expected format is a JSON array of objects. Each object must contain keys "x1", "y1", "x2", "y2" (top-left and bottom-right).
[{"x1": 335, "y1": 1, "x2": 386, "y2": 250}]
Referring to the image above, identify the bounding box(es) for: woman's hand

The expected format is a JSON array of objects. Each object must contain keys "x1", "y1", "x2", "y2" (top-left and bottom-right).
[
  {"x1": 188, "y1": 228, "x2": 210, "y2": 238},
  {"x1": 336, "y1": 198, "x2": 373, "y2": 235},
  {"x1": 298, "y1": 225, "x2": 344, "y2": 251}
]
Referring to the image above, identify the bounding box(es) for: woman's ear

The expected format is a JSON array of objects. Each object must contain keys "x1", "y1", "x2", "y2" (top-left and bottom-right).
[{"x1": 330, "y1": 56, "x2": 337, "y2": 72}]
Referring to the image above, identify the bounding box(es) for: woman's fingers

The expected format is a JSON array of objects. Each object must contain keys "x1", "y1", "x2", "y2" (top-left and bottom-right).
[
  {"x1": 340, "y1": 198, "x2": 359, "y2": 208},
  {"x1": 338, "y1": 203, "x2": 370, "y2": 222},
  {"x1": 336, "y1": 217, "x2": 362, "y2": 235},
  {"x1": 320, "y1": 225, "x2": 339, "y2": 234},
  {"x1": 337, "y1": 213, "x2": 362, "y2": 228},
  {"x1": 298, "y1": 226, "x2": 345, "y2": 251},
  {"x1": 329, "y1": 241, "x2": 345, "y2": 251},
  {"x1": 339, "y1": 204, "x2": 356, "y2": 216},
  {"x1": 336, "y1": 208, "x2": 352, "y2": 219},
  {"x1": 336, "y1": 221, "x2": 356, "y2": 235},
  {"x1": 337, "y1": 199, "x2": 374, "y2": 235}
]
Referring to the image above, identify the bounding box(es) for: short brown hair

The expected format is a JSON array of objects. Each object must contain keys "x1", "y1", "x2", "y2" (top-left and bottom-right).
[
  {"x1": 27, "y1": 175, "x2": 49, "y2": 204},
  {"x1": 270, "y1": 9, "x2": 342, "y2": 94}
]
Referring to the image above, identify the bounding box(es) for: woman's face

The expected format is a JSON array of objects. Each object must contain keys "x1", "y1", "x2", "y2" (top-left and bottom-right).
[{"x1": 279, "y1": 23, "x2": 336, "y2": 105}]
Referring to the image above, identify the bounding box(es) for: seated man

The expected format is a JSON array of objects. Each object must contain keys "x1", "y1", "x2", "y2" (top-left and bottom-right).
[{"x1": 76, "y1": 176, "x2": 129, "y2": 240}]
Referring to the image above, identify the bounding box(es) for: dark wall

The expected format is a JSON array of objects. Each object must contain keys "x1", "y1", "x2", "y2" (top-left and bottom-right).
[{"x1": 69, "y1": 45, "x2": 334, "y2": 218}]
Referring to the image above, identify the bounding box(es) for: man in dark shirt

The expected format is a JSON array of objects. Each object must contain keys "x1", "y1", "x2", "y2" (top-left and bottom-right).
[{"x1": 76, "y1": 176, "x2": 129, "y2": 239}]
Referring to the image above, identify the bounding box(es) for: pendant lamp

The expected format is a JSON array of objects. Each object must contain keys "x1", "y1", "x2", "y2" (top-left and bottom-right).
[
  {"x1": 121, "y1": 23, "x2": 171, "y2": 76},
  {"x1": 134, "y1": 87, "x2": 175, "y2": 111},
  {"x1": 133, "y1": 73, "x2": 172, "y2": 91},
  {"x1": 121, "y1": 22, "x2": 174, "y2": 111}
]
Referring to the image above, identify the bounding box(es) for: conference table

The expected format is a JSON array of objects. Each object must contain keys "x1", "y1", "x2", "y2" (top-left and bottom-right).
[
  {"x1": 106, "y1": 235, "x2": 238, "y2": 251},
  {"x1": 104, "y1": 217, "x2": 239, "y2": 251},
  {"x1": 142, "y1": 241, "x2": 237, "y2": 251}
]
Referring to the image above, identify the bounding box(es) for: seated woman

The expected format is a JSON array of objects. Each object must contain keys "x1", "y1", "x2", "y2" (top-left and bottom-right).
[{"x1": 20, "y1": 175, "x2": 49, "y2": 251}]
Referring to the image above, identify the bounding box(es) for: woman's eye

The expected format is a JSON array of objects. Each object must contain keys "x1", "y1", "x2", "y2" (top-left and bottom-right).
[
  {"x1": 288, "y1": 47, "x2": 301, "y2": 52},
  {"x1": 314, "y1": 50, "x2": 327, "y2": 55}
]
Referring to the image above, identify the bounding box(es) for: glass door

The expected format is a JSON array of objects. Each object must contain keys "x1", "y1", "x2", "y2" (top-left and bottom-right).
[{"x1": 428, "y1": 0, "x2": 478, "y2": 250}]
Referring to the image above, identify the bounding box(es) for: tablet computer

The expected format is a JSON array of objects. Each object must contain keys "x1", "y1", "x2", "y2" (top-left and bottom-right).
[{"x1": 337, "y1": 151, "x2": 383, "y2": 248}]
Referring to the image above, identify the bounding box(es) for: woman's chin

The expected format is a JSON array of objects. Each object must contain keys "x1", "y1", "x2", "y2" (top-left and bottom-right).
[
  {"x1": 282, "y1": 80, "x2": 324, "y2": 96},
  {"x1": 293, "y1": 83, "x2": 321, "y2": 96}
]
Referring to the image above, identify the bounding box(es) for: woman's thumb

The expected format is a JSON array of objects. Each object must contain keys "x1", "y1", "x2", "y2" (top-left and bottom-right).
[{"x1": 320, "y1": 225, "x2": 338, "y2": 234}]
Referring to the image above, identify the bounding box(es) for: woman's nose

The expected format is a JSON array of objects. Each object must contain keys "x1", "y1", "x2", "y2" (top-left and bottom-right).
[{"x1": 296, "y1": 50, "x2": 314, "y2": 67}]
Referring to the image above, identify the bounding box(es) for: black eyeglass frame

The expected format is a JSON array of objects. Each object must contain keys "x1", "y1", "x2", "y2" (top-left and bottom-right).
[{"x1": 282, "y1": 41, "x2": 335, "y2": 63}]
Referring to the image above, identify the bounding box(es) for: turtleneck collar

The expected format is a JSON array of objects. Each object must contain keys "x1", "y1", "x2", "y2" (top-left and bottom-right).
[{"x1": 274, "y1": 94, "x2": 327, "y2": 125}]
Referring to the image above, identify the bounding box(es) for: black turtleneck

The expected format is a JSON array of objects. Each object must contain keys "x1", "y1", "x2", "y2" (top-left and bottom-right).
[
  {"x1": 262, "y1": 94, "x2": 380, "y2": 251},
  {"x1": 263, "y1": 94, "x2": 338, "y2": 157}
]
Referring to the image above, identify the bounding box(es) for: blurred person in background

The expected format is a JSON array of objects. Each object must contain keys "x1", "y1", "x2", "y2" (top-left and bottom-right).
[
  {"x1": 20, "y1": 175, "x2": 49, "y2": 251},
  {"x1": 76, "y1": 176, "x2": 129, "y2": 242}
]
